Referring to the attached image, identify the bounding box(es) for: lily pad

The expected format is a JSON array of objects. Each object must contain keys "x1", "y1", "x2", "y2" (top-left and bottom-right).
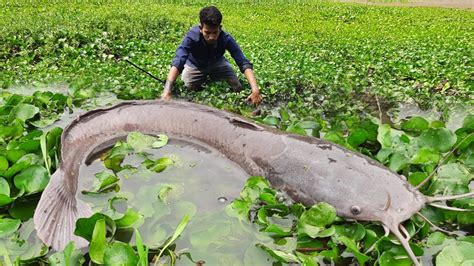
[
  {"x1": 298, "y1": 203, "x2": 336, "y2": 238},
  {"x1": 436, "y1": 240, "x2": 474, "y2": 266},
  {"x1": 347, "y1": 128, "x2": 368, "y2": 148},
  {"x1": 127, "y1": 132, "x2": 168, "y2": 152},
  {"x1": 400, "y1": 116, "x2": 429, "y2": 133},
  {"x1": 8, "y1": 103, "x2": 39, "y2": 123},
  {"x1": 75, "y1": 213, "x2": 116, "y2": 242},
  {"x1": 262, "y1": 115, "x2": 280, "y2": 126},
  {"x1": 0, "y1": 218, "x2": 21, "y2": 238},
  {"x1": 13, "y1": 165, "x2": 49, "y2": 194},
  {"x1": 115, "y1": 208, "x2": 143, "y2": 229},
  {"x1": 462, "y1": 114, "x2": 474, "y2": 131},
  {"x1": 0, "y1": 156, "x2": 9, "y2": 171},
  {"x1": 48, "y1": 242, "x2": 85, "y2": 266},
  {"x1": 418, "y1": 128, "x2": 457, "y2": 153},
  {"x1": 103, "y1": 242, "x2": 138, "y2": 266}
]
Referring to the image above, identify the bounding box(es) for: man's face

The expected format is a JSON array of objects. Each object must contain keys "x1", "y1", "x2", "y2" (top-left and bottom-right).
[{"x1": 200, "y1": 24, "x2": 221, "y2": 45}]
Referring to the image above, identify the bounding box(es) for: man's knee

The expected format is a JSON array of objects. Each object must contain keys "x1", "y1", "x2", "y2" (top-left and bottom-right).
[
  {"x1": 182, "y1": 65, "x2": 205, "y2": 90},
  {"x1": 184, "y1": 81, "x2": 204, "y2": 91},
  {"x1": 227, "y1": 78, "x2": 242, "y2": 92}
]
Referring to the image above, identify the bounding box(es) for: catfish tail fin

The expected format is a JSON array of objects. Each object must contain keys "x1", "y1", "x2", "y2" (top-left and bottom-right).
[{"x1": 33, "y1": 169, "x2": 93, "y2": 251}]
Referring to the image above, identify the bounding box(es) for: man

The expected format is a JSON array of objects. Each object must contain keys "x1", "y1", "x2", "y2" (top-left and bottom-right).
[{"x1": 161, "y1": 6, "x2": 262, "y2": 105}]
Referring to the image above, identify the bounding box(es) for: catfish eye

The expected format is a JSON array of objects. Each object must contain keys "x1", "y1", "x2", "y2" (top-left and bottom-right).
[{"x1": 350, "y1": 206, "x2": 361, "y2": 215}]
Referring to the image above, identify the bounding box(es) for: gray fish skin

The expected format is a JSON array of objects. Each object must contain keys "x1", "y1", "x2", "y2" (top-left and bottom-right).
[{"x1": 34, "y1": 100, "x2": 426, "y2": 260}]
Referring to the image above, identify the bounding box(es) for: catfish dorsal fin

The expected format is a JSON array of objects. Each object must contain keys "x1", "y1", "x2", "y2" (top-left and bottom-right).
[{"x1": 33, "y1": 169, "x2": 93, "y2": 251}]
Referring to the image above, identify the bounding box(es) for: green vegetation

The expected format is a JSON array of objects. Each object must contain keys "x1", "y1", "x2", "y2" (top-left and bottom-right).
[{"x1": 0, "y1": 1, "x2": 473, "y2": 265}]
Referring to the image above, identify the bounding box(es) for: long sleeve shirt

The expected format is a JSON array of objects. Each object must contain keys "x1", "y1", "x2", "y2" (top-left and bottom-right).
[{"x1": 171, "y1": 26, "x2": 253, "y2": 73}]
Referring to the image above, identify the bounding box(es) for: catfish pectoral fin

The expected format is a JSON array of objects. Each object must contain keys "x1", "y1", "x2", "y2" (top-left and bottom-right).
[{"x1": 33, "y1": 169, "x2": 92, "y2": 251}]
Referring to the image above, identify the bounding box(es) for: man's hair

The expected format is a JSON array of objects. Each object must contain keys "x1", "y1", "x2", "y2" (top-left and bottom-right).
[{"x1": 199, "y1": 6, "x2": 222, "y2": 27}]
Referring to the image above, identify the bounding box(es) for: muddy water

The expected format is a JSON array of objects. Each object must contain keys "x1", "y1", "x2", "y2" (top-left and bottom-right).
[
  {"x1": 78, "y1": 137, "x2": 274, "y2": 265},
  {"x1": 389, "y1": 101, "x2": 474, "y2": 131}
]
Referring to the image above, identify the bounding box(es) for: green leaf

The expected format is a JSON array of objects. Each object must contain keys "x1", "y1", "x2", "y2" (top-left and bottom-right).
[
  {"x1": 104, "y1": 242, "x2": 138, "y2": 266},
  {"x1": 263, "y1": 223, "x2": 292, "y2": 237},
  {"x1": 347, "y1": 128, "x2": 368, "y2": 147},
  {"x1": 0, "y1": 156, "x2": 9, "y2": 171},
  {"x1": 256, "y1": 243, "x2": 299, "y2": 263},
  {"x1": 323, "y1": 131, "x2": 346, "y2": 146},
  {"x1": 4, "y1": 153, "x2": 41, "y2": 178},
  {"x1": 48, "y1": 242, "x2": 84, "y2": 266},
  {"x1": 158, "y1": 185, "x2": 173, "y2": 202},
  {"x1": 8, "y1": 103, "x2": 39, "y2": 122},
  {"x1": 83, "y1": 171, "x2": 119, "y2": 194},
  {"x1": 388, "y1": 152, "x2": 409, "y2": 172},
  {"x1": 428, "y1": 163, "x2": 472, "y2": 195},
  {"x1": 436, "y1": 240, "x2": 474, "y2": 266},
  {"x1": 286, "y1": 123, "x2": 306, "y2": 135},
  {"x1": 13, "y1": 165, "x2": 49, "y2": 194},
  {"x1": 156, "y1": 215, "x2": 190, "y2": 261},
  {"x1": 143, "y1": 157, "x2": 174, "y2": 173},
  {"x1": 262, "y1": 115, "x2": 280, "y2": 126},
  {"x1": 379, "y1": 250, "x2": 412, "y2": 266},
  {"x1": 0, "y1": 218, "x2": 21, "y2": 238},
  {"x1": 127, "y1": 132, "x2": 168, "y2": 152},
  {"x1": 298, "y1": 203, "x2": 336, "y2": 237},
  {"x1": 6, "y1": 149, "x2": 26, "y2": 164},
  {"x1": 115, "y1": 208, "x2": 143, "y2": 229},
  {"x1": 90, "y1": 219, "x2": 107, "y2": 264},
  {"x1": 134, "y1": 229, "x2": 148, "y2": 266},
  {"x1": 334, "y1": 223, "x2": 366, "y2": 241},
  {"x1": 335, "y1": 235, "x2": 371, "y2": 265},
  {"x1": 377, "y1": 124, "x2": 393, "y2": 148},
  {"x1": 103, "y1": 141, "x2": 132, "y2": 171},
  {"x1": 151, "y1": 134, "x2": 169, "y2": 149},
  {"x1": 462, "y1": 114, "x2": 474, "y2": 131},
  {"x1": 8, "y1": 198, "x2": 37, "y2": 221},
  {"x1": 418, "y1": 128, "x2": 457, "y2": 153},
  {"x1": 0, "y1": 120, "x2": 24, "y2": 139},
  {"x1": 75, "y1": 213, "x2": 115, "y2": 242},
  {"x1": 18, "y1": 139, "x2": 40, "y2": 153},
  {"x1": 407, "y1": 172, "x2": 428, "y2": 187},
  {"x1": 400, "y1": 117, "x2": 429, "y2": 133},
  {"x1": 426, "y1": 232, "x2": 446, "y2": 247},
  {"x1": 411, "y1": 147, "x2": 440, "y2": 164},
  {"x1": 0, "y1": 177, "x2": 10, "y2": 196},
  {"x1": 279, "y1": 109, "x2": 290, "y2": 122}
]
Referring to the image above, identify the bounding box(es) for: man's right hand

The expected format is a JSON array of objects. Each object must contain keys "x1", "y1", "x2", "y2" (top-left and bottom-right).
[
  {"x1": 161, "y1": 90, "x2": 172, "y2": 100},
  {"x1": 161, "y1": 79, "x2": 174, "y2": 100}
]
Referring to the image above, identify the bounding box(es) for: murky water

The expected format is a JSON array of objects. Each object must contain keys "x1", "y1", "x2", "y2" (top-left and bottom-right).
[
  {"x1": 389, "y1": 101, "x2": 473, "y2": 131},
  {"x1": 78, "y1": 137, "x2": 274, "y2": 265}
]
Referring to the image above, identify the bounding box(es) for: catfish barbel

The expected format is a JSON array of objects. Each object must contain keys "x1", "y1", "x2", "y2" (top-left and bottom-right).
[{"x1": 34, "y1": 100, "x2": 473, "y2": 265}]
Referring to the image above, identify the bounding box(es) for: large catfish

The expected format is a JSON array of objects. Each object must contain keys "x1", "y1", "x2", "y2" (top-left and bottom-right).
[{"x1": 34, "y1": 100, "x2": 472, "y2": 265}]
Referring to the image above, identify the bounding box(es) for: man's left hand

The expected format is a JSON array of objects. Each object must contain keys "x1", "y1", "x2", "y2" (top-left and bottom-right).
[{"x1": 247, "y1": 89, "x2": 262, "y2": 106}]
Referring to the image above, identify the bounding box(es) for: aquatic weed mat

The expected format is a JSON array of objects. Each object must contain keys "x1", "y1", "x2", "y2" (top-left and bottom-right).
[{"x1": 0, "y1": 1, "x2": 473, "y2": 265}]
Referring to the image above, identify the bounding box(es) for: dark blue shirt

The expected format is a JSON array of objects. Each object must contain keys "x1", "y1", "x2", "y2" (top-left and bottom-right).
[{"x1": 172, "y1": 26, "x2": 253, "y2": 73}]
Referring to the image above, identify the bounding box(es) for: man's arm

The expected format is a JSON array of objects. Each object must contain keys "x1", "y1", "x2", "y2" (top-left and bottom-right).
[
  {"x1": 161, "y1": 34, "x2": 192, "y2": 100},
  {"x1": 226, "y1": 35, "x2": 262, "y2": 105},
  {"x1": 244, "y1": 68, "x2": 262, "y2": 105},
  {"x1": 161, "y1": 66, "x2": 180, "y2": 100}
]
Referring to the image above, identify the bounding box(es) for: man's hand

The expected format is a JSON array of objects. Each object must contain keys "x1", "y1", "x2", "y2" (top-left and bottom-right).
[
  {"x1": 161, "y1": 90, "x2": 172, "y2": 100},
  {"x1": 161, "y1": 79, "x2": 174, "y2": 100},
  {"x1": 247, "y1": 88, "x2": 262, "y2": 106}
]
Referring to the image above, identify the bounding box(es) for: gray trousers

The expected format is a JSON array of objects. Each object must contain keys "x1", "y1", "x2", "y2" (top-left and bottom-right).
[{"x1": 182, "y1": 60, "x2": 242, "y2": 92}]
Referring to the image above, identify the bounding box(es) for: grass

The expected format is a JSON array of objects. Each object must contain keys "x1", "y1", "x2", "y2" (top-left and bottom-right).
[{"x1": 1, "y1": 1, "x2": 472, "y2": 122}]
